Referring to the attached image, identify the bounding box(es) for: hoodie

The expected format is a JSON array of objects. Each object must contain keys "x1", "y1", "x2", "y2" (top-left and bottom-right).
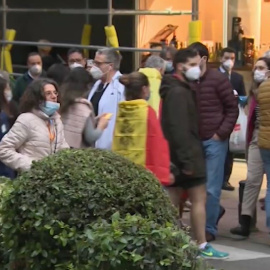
[
  {"x1": 112, "y1": 99, "x2": 170, "y2": 185},
  {"x1": 160, "y1": 74, "x2": 205, "y2": 178},
  {"x1": 139, "y1": 68, "x2": 162, "y2": 117}
]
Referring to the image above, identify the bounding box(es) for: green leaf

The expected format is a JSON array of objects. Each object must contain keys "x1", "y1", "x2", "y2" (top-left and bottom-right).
[{"x1": 42, "y1": 250, "x2": 48, "y2": 258}]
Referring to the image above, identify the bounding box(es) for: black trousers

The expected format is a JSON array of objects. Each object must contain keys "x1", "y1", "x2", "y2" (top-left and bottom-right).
[{"x1": 223, "y1": 147, "x2": 234, "y2": 184}]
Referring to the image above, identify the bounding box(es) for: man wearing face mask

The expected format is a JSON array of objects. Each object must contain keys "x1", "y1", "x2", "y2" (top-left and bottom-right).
[
  {"x1": 13, "y1": 52, "x2": 45, "y2": 103},
  {"x1": 160, "y1": 46, "x2": 177, "y2": 74},
  {"x1": 67, "y1": 48, "x2": 87, "y2": 70},
  {"x1": 188, "y1": 42, "x2": 239, "y2": 242},
  {"x1": 160, "y1": 48, "x2": 229, "y2": 259},
  {"x1": 87, "y1": 48, "x2": 125, "y2": 150},
  {"x1": 219, "y1": 47, "x2": 246, "y2": 96},
  {"x1": 219, "y1": 47, "x2": 246, "y2": 192}
]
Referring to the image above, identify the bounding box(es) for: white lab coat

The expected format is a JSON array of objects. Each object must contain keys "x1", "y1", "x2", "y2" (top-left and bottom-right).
[{"x1": 88, "y1": 71, "x2": 125, "y2": 150}]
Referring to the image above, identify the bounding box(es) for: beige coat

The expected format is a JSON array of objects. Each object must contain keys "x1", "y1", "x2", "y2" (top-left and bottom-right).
[
  {"x1": 0, "y1": 109, "x2": 69, "y2": 171},
  {"x1": 61, "y1": 98, "x2": 95, "y2": 148}
]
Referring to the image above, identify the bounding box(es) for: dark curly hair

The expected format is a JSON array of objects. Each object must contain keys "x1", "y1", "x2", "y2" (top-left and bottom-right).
[{"x1": 20, "y1": 78, "x2": 59, "y2": 113}]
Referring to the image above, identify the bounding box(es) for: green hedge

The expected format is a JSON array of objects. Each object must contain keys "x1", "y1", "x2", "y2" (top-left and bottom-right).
[{"x1": 0, "y1": 149, "x2": 211, "y2": 270}]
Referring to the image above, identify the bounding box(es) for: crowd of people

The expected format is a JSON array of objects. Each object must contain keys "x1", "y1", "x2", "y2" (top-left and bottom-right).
[{"x1": 1, "y1": 42, "x2": 270, "y2": 261}]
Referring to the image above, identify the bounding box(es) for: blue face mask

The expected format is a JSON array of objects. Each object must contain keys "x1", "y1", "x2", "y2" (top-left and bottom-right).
[
  {"x1": 40, "y1": 101, "x2": 60, "y2": 116},
  {"x1": 165, "y1": 61, "x2": 174, "y2": 72}
]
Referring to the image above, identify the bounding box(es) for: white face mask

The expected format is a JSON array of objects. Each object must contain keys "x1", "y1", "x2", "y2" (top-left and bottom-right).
[
  {"x1": 29, "y1": 64, "x2": 42, "y2": 76},
  {"x1": 69, "y1": 62, "x2": 83, "y2": 70},
  {"x1": 254, "y1": 70, "x2": 267, "y2": 83},
  {"x1": 4, "y1": 90, "x2": 12, "y2": 102},
  {"x1": 184, "y1": 66, "x2": 201, "y2": 81},
  {"x1": 223, "y1": 59, "x2": 234, "y2": 71},
  {"x1": 90, "y1": 66, "x2": 104, "y2": 80}
]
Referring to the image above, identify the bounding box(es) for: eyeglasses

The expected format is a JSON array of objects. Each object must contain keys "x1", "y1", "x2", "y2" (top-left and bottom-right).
[
  {"x1": 93, "y1": 61, "x2": 112, "y2": 66},
  {"x1": 45, "y1": 91, "x2": 58, "y2": 97}
]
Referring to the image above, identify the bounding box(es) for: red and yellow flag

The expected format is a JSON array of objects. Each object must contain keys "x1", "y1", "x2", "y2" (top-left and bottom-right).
[{"x1": 112, "y1": 99, "x2": 170, "y2": 185}]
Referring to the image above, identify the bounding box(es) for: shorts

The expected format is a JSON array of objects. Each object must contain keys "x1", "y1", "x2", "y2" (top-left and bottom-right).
[{"x1": 167, "y1": 172, "x2": 206, "y2": 190}]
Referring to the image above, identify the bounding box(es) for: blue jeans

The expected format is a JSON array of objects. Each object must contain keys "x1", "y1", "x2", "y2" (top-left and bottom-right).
[
  {"x1": 203, "y1": 138, "x2": 228, "y2": 236},
  {"x1": 259, "y1": 148, "x2": 270, "y2": 229}
]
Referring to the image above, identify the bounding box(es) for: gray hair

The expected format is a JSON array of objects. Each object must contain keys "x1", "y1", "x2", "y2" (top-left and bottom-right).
[
  {"x1": 145, "y1": 55, "x2": 165, "y2": 70},
  {"x1": 96, "y1": 48, "x2": 122, "y2": 70},
  {"x1": 263, "y1": 50, "x2": 270, "y2": 59}
]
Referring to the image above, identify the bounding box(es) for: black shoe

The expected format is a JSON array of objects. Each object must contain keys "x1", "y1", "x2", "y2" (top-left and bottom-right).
[
  {"x1": 230, "y1": 226, "x2": 249, "y2": 239},
  {"x1": 216, "y1": 206, "x2": 226, "y2": 225},
  {"x1": 222, "y1": 182, "x2": 235, "y2": 191}
]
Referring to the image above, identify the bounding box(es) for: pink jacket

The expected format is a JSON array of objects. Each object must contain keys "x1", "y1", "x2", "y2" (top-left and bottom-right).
[
  {"x1": 0, "y1": 110, "x2": 69, "y2": 171},
  {"x1": 247, "y1": 95, "x2": 257, "y2": 146},
  {"x1": 61, "y1": 98, "x2": 95, "y2": 148}
]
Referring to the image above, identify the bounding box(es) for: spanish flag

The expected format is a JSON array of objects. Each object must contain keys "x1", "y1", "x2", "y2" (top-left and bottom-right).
[
  {"x1": 112, "y1": 99, "x2": 170, "y2": 185},
  {"x1": 138, "y1": 68, "x2": 162, "y2": 118}
]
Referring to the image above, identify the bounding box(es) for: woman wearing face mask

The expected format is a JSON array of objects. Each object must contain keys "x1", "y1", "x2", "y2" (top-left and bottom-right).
[
  {"x1": 230, "y1": 57, "x2": 270, "y2": 239},
  {"x1": 60, "y1": 67, "x2": 109, "y2": 148},
  {"x1": 0, "y1": 78, "x2": 69, "y2": 172},
  {"x1": 112, "y1": 72, "x2": 171, "y2": 186},
  {"x1": 257, "y1": 58, "x2": 270, "y2": 234},
  {"x1": 0, "y1": 76, "x2": 19, "y2": 179},
  {"x1": 0, "y1": 75, "x2": 19, "y2": 126}
]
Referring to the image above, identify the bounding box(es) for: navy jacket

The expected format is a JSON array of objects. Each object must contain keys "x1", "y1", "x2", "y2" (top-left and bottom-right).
[{"x1": 218, "y1": 68, "x2": 246, "y2": 96}]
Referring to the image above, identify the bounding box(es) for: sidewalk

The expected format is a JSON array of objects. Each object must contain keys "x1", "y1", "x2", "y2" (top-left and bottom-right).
[{"x1": 218, "y1": 161, "x2": 269, "y2": 245}]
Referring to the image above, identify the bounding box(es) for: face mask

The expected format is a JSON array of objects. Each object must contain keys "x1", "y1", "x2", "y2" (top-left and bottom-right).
[
  {"x1": 40, "y1": 101, "x2": 60, "y2": 116},
  {"x1": 4, "y1": 90, "x2": 12, "y2": 102},
  {"x1": 165, "y1": 61, "x2": 174, "y2": 72},
  {"x1": 184, "y1": 66, "x2": 201, "y2": 81},
  {"x1": 254, "y1": 70, "x2": 267, "y2": 83},
  {"x1": 223, "y1": 59, "x2": 234, "y2": 71},
  {"x1": 29, "y1": 64, "x2": 42, "y2": 76},
  {"x1": 90, "y1": 66, "x2": 104, "y2": 80},
  {"x1": 69, "y1": 62, "x2": 83, "y2": 70}
]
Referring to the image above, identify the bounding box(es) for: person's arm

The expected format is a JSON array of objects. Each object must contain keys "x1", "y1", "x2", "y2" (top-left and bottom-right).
[
  {"x1": 165, "y1": 88, "x2": 194, "y2": 172},
  {"x1": 215, "y1": 76, "x2": 239, "y2": 140},
  {"x1": 0, "y1": 116, "x2": 32, "y2": 171},
  {"x1": 83, "y1": 116, "x2": 103, "y2": 145}
]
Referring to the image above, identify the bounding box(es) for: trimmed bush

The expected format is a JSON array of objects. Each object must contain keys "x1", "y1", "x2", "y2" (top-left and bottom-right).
[
  {"x1": 0, "y1": 149, "x2": 210, "y2": 269},
  {"x1": 53, "y1": 213, "x2": 208, "y2": 270}
]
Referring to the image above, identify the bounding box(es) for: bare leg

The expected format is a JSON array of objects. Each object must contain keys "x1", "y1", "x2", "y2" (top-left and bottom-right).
[
  {"x1": 188, "y1": 184, "x2": 207, "y2": 244},
  {"x1": 166, "y1": 187, "x2": 182, "y2": 208}
]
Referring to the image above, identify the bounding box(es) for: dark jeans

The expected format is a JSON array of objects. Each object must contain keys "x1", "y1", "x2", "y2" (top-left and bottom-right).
[{"x1": 223, "y1": 148, "x2": 234, "y2": 185}]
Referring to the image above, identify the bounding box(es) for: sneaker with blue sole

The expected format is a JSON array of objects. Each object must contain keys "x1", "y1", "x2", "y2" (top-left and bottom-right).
[{"x1": 200, "y1": 244, "x2": 229, "y2": 260}]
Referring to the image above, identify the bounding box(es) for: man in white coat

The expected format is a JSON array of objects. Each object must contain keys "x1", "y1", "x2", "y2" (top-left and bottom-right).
[{"x1": 88, "y1": 48, "x2": 125, "y2": 150}]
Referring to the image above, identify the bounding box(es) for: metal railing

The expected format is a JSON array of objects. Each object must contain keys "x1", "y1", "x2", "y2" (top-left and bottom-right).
[
  {"x1": 0, "y1": 0, "x2": 194, "y2": 71},
  {"x1": 0, "y1": 40, "x2": 165, "y2": 53}
]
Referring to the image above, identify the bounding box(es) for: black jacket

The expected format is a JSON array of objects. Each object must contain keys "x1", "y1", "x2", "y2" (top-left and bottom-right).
[
  {"x1": 218, "y1": 68, "x2": 246, "y2": 96},
  {"x1": 160, "y1": 75, "x2": 205, "y2": 178}
]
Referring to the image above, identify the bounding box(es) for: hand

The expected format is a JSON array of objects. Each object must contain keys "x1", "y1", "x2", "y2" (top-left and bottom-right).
[
  {"x1": 182, "y1": 170, "x2": 193, "y2": 176},
  {"x1": 212, "y1": 133, "x2": 221, "y2": 141},
  {"x1": 168, "y1": 173, "x2": 175, "y2": 185},
  {"x1": 97, "y1": 115, "x2": 109, "y2": 130},
  {"x1": 95, "y1": 113, "x2": 107, "y2": 121}
]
